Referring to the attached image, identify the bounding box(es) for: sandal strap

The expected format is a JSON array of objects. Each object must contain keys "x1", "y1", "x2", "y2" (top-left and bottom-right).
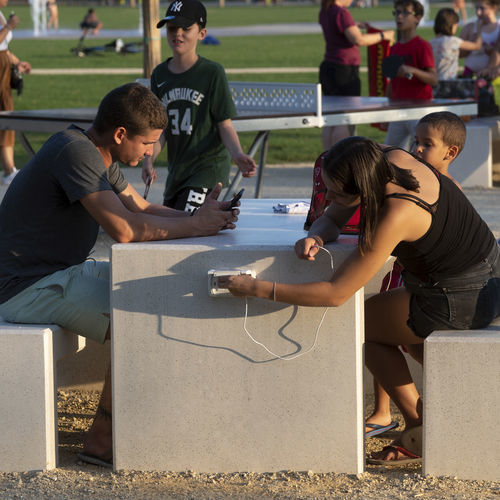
[{"x1": 384, "y1": 444, "x2": 421, "y2": 459}]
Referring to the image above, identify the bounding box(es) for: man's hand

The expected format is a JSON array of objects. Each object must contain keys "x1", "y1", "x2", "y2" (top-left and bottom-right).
[
  {"x1": 295, "y1": 236, "x2": 323, "y2": 261},
  {"x1": 141, "y1": 156, "x2": 157, "y2": 185},
  {"x1": 234, "y1": 152, "x2": 257, "y2": 178},
  {"x1": 192, "y1": 183, "x2": 239, "y2": 233}
]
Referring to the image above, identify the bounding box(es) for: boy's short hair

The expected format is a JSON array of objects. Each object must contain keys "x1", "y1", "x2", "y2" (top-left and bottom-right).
[
  {"x1": 433, "y1": 8, "x2": 459, "y2": 36},
  {"x1": 418, "y1": 111, "x2": 466, "y2": 154},
  {"x1": 394, "y1": 0, "x2": 424, "y2": 18},
  {"x1": 93, "y1": 83, "x2": 167, "y2": 136}
]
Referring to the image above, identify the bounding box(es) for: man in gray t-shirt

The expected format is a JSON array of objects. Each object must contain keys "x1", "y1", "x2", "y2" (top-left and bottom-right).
[{"x1": 0, "y1": 83, "x2": 238, "y2": 468}]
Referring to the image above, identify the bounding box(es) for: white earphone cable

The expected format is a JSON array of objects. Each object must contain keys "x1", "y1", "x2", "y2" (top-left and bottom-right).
[{"x1": 242, "y1": 245, "x2": 334, "y2": 361}]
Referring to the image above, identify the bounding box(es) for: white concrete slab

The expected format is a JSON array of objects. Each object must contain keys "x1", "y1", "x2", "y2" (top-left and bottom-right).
[
  {"x1": 111, "y1": 199, "x2": 393, "y2": 473},
  {"x1": 423, "y1": 318, "x2": 500, "y2": 481},
  {"x1": 452, "y1": 122, "x2": 493, "y2": 188},
  {"x1": 0, "y1": 320, "x2": 85, "y2": 472},
  {"x1": 0, "y1": 327, "x2": 55, "y2": 472}
]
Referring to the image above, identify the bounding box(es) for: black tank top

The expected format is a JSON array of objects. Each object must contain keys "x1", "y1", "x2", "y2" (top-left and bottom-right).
[{"x1": 387, "y1": 153, "x2": 495, "y2": 282}]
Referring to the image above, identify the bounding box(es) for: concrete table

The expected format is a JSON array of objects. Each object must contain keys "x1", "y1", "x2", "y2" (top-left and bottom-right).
[{"x1": 111, "y1": 199, "x2": 393, "y2": 473}]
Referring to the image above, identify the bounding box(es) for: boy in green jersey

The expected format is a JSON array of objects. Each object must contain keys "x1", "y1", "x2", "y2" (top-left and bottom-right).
[{"x1": 142, "y1": 0, "x2": 257, "y2": 212}]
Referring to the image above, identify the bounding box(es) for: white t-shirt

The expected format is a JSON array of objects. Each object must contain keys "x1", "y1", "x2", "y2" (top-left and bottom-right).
[
  {"x1": 0, "y1": 12, "x2": 13, "y2": 51},
  {"x1": 430, "y1": 35, "x2": 462, "y2": 80},
  {"x1": 464, "y1": 20, "x2": 500, "y2": 73}
]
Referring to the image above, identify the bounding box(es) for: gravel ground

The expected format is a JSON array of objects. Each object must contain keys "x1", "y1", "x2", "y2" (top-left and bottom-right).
[{"x1": 0, "y1": 391, "x2": 499, "y2": 499}]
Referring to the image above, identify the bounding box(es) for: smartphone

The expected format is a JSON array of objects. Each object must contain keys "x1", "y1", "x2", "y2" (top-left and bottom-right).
[{"x1": 227, "y1": 188, "x2": 244, "y2": 210}]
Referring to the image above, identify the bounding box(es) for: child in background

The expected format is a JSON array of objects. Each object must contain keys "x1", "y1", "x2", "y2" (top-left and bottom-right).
[
  {"x1": 460, "y1": 0, "x2": 500, "y2": 76},
  {"x1": 431, "y1": 8, "x2": 482, "y2": 80},
  {"x1": 366, "y1": 111, "x2": 466, "y2": 438},
  {"x1": 142, "y1": 0, "x2": 256, "y2": 212},
  {"x1": 46, "y1": 0, "x2": 58, "y2": 30},
  {"x1": 80, "y1": 9, "x2": 102, "y2": 36},
  {"x1": 384, "y1": 0, "x2": 437, "y2": 149}
]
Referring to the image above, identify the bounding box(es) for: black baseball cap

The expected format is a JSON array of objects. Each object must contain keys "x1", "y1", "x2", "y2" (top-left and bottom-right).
[{"x1": 157, "y1": 0, "x2": 207, "y2": 29}]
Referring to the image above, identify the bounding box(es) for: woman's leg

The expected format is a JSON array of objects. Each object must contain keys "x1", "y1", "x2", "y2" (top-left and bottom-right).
[
  {"x1": 321, "y1": 125, "x2": 351, "y2": 150},
  {"x1": 365, "y1": 288, "x2": 424, "y2": 460},
  {"x1": 366, "y1": 379, "x2": 393, "y2": 432},
  {"x1": 0, "y1": 145, "x2": 15, "y2": 175},
  {"x1": 365, "y1": 287, "x2": 424, "y2": 426}
]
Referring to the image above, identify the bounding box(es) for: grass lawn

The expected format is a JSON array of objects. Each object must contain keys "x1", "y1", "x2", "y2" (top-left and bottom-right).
[{"x1": 6, "y1": 3, "x2": 442, "y2": 166}]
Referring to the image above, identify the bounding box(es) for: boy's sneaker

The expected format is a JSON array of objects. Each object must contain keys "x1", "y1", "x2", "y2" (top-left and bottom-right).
[{"x1": 2, "y1": 167, "x2": 18, "y2": 186}]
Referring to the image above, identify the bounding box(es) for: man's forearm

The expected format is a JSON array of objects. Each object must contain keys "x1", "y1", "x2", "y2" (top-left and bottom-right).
[
  {"x1": 143, "y1": 203, "x2": 191, "y2": 218},
  {"x1": 113, "y1": 211, "x2": 206, "y2": 242}
]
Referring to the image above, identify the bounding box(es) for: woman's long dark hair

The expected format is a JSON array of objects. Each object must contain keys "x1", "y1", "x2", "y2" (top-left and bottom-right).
[
  {"x1": 321, "y1": 0, "x2": 337, "y2": 10},
  {"x1": 322, "y1": 137, "x2": 419, "y2": 253}
]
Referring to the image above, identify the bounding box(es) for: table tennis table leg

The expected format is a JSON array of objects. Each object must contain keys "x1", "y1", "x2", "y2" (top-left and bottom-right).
[
  {"x1": 222, "y1": 130, "x2": 270, "y2": 201},
  {"x1": 16, "y1": 131, "x2": 36, "y2": 157},
  {"x1": 254, "y1": 131, "x2": 269, "y2": 199}
]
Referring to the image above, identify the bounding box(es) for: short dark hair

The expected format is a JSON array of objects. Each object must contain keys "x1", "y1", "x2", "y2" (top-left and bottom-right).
[
  {"x1": 93, "y1": 83, "x2": 167, "y2": 136},
  {"x1": 394, "y1": 0, "x2": 424, "y2": 18},
  {"x1": 433, "y1": 8, "x2": 459, "y2": 35},
  {"x1": 418, "y1": 112, "x2": 466, "y2": 154}
]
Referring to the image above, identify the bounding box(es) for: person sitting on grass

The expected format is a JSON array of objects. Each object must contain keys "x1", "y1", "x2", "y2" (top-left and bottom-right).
[
  {"x1": 220, "y1": 134, "x2": 500, "y2": 466},
  {"x1": 80, "y1": 8, "x2": 102, "y2": 36},
  {"x1": 141, "y1": 0, "x2": 257, "y2": 213},
  {"x1": 0, "y1": 83, "x2": 238, "y2": 468},
  {"x1": 366, "y1": 111, "x2": 466, "y2": 439}
]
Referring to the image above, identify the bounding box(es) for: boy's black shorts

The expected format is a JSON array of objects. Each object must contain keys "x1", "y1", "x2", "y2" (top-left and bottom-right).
[{"x1": 164, "y1": 186, "x2": 211, "y2": 213}]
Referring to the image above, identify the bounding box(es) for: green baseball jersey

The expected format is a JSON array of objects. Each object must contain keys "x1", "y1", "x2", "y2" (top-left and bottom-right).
[{"x1": 150, "y1": 56, "x2": 236, "y2": 202}]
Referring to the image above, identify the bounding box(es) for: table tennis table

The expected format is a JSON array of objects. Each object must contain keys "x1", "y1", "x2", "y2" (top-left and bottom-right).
[{"x1": 0, "y1": 82, "x2": 477, "y2": 200}]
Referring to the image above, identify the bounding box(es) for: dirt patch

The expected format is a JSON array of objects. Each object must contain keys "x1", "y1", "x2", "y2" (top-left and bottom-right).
[{"x1": 0, "y1": 391, "x2": 499, "y2": 499}]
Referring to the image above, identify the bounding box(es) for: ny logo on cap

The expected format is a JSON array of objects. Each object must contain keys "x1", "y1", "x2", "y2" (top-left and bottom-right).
[{"x1": 170, "y1": 1, "x2": 183, "y2": 12}]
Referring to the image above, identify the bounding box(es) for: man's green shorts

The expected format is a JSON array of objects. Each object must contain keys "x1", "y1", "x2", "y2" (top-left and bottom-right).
[{"x1": 0, "y1": 260, "x2": 110, "y2": 344}]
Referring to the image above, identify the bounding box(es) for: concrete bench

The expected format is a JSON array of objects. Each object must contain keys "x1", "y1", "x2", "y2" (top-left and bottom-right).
[
  {"x1": 423, "y1": 316, "x2": 500, "y2": 481},
  {"x1": 0, "y1": 318, "x2": 85, "y2": 472},
  {"x1": 452, "y1": 116, "x2": 500, "y2": 188}
]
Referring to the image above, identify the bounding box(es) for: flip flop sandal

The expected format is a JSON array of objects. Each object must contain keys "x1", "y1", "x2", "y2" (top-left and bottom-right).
[
  {"x1": 77, "y1": 452, "x2": 112, "y2": 468},
  {"x1": 365, "y1": 421, "x2": 399, "y2": 438},
  {"x1": 366, "y1": 444, "x2": 422, "y2": 466}
]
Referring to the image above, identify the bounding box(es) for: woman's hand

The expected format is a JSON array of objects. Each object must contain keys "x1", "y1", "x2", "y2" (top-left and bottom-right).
[
  {"x1": 6, "y1": 13, "x2": 19, "y2": 30},
  {"x1": 217, "y1": 274, "x2": 258, "y2": 297},
  {"x1": 17, "y1": 61, "x2": 31, "y2": 74},
  {"x1": 383, "y1": 30, "x2": 395, "y2": 44},
  {"x1": 295, "y1": 236, "x2": 323, "y2": 261}
]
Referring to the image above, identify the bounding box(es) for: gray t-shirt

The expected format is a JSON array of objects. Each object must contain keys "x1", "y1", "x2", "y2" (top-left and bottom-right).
[{"x1": 0, "y1": 125, "x2": 128, "y2": 303}]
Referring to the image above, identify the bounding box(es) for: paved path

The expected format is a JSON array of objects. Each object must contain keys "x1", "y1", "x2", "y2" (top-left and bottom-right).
[{"x1": 13, "y1": 20, "x2": 402, "y2": 40}]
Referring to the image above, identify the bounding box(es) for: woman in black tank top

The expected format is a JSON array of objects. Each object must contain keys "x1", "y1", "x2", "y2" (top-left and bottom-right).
[{"x1": 220, "y1": 136, "x2": 500, "y2": 465}]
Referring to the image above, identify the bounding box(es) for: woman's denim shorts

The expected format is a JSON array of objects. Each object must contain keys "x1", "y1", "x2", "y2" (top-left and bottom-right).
[{"x1": 403, "y1": 242, "x2": 500, "y2": 338}]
